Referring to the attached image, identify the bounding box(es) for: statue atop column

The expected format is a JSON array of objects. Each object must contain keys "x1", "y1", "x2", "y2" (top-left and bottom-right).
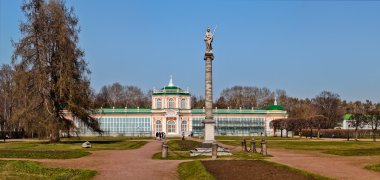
[{"x1": 204, "y1": 27, "x2": 214, "y2": 53}]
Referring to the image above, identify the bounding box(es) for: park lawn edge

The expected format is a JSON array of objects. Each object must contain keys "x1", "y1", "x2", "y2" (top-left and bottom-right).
[
  {"x1": 0, "y1": 150, "x2": 91, "y2": 159},
  {"x1": 177, "y1": 160, "x2": 215, "y2": 180},
  {"x1": 152, "y1": 151, "x2": 210, "y2": 160},
  {"x1": 0, "y1": 160, "x2": 96, "y2": 179},
  {"x1": 365, "y1": 163, "x2": 380, "y2": 172},
  {"x1": 0, "y1": 140, "x2": 148, "y2": 159},
  {"x1": 262, "y1": 160, "x2": 334, "y2": 180}
]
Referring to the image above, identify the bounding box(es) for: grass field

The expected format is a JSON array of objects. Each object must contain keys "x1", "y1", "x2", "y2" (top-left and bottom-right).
[
  {"x1": 0, "y1": 138, "x2": 147, "y2": 159},
  {"x1": 0, "y1": 160, "x2": 96, "y2": 180},
  {"x1": 365, "y1": 163, "x2": 380, "y2": 172},
  {"x1": 215, "y1": 136, "x2": 301, "y2": 141},
  {"x1": 177, "y1": 160, "x2": 215, "y2": 180},
  {"x1": 220, "y1": 139, "x2": 380, "y2": 156}
]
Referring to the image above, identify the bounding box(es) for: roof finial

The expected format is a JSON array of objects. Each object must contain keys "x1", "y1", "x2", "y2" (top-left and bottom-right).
[
  {"x1": 274, "y1": 96, "x2": 278, "y2": 106},
  {"x1": 168, "y1": 75, "x2": 174, "y2": 87}
]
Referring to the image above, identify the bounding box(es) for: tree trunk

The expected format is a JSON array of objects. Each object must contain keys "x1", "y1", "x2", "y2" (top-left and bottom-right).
[
  {"x1": 286, "y1": 130, "x2": 288, "y2": 138},
  {"x1": 317, "y1": 128, "x2": 320, "y2": 139},
  {"x1": 280, "y1": 129, "x2": 283, "y2": 138},
  {"x1": 373, "y1": 129, "x2": 377, "y2": 142},
  {"x1": 355, "y1": 127, "x2": 358, "y2": 141},
  {"x1": 310, "y1": 128, "x2": 313, "y2": 139},
  {"x1": 50, "y1": 124, "x2": 60, "y2": 143},
  {"x1": 50, "y1": 131, "x2": 60, "y2": 143}
]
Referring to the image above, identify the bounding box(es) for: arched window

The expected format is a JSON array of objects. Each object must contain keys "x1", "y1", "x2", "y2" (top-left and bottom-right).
[
  {"x1": 156, "y1": 99, "x2": 162, "y2": 109},
  {"x1": 168, "y1": 120, "x2": 175, "y2": 133},
  {"x1": 169, "y1": 98, "x2": 174, "y2": 109},
  {"x1": 181, "y1": 120, "x2": 187, "y2": 132},
  {"x1": 181, "y1": 98, "x2": 186, "y2": 109},
  {"x1": 156, "y1": 120, "x2": 162, "y2": 132}
]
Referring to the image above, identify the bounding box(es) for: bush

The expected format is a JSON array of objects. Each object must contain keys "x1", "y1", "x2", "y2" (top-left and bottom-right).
[{"x1": 301, "y1": 129, "x2": 380, "y2": 138}]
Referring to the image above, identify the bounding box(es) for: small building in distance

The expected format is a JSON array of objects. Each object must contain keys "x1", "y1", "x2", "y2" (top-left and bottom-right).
[
  {"x1": 74, "y1": 78, "x2": 287, "y2": 137},
  {"x1": 341, "y1": 114, "x2": 373, "y2": 130}
]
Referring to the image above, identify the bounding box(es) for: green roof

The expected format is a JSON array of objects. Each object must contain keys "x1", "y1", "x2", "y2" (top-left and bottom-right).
[
  {"x1": 94, "y1": 108, "x2": 152, "y2": 114},
  {"x1": 191, "y1": 108, "x2": 286, "y2": 115},
  {"x1": 162, "y1": 86, "x2": 181, "y2": 90},
  {"x1": 266, "y1": 105, "x2": 285, "y2": 111},
  {"x1": 92, "y1": 107, "x2": 286, "y2": 115},
  {"x1": 343, "y1": 114, "x2": 352, "y2": 120},
  {"x1": 152, "y1": 85, "x2": 190, "y2": 96}
]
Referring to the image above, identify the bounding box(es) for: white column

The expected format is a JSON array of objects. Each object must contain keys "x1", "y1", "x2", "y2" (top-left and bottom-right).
[{"x1": 162, "y1": 117, "x2": 167, "y2": 133}]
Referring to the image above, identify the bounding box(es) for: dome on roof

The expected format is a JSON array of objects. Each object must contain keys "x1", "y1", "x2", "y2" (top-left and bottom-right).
[
  {"x1": 343, "y1": 114, "x2": 352, "y2": 120},
  {"x1": 266, "y1": 104, "x2": 285, "y2": 111},
  {"x1": 152, "y1": 76, "x2": 190, "y2": 96},
  {"x1": 161, "y1": 86, "x2": 182, "y2": 90}
]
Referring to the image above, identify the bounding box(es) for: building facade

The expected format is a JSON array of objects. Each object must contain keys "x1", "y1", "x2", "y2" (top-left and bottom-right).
[{"x1": 75, "y1": 79, "x2": 287, "y2": 137}]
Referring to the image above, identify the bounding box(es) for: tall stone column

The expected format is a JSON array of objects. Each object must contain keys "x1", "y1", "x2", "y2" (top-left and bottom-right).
[{"x1": 203, "y1": 52, "x2": 215, "y2": 146}]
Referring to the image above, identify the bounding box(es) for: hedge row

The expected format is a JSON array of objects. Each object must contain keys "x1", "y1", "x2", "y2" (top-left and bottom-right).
[{"x1": 300, "y1": 129, "x2": 380, "y2": 138}]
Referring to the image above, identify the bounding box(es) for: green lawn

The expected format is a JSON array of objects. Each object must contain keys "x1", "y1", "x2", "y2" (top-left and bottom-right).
[
  {"x1": 0, "y1": 160, "x2": 96, "y2": 180},
  {"x1": 215, "y1": 136, "x2": 301, "y2": 141},
  {"x1": 365, "y1": 163, "x2": 380, "y2": 172},
  {"x1": 61, "y1": 136, "x2": 153, "y2": 141},
  {"x1": 167, "y1": 140, "x2": 202, "y2": 151},
  {"x1": 178, "y1": 160, "x2": 215, "y2": 180},
  {"x1": 220, "y1": 139, "x2": 380, "y2": 156},
  {"x1": 0, "y1": 139, "x2": 147, "y2": 159}
]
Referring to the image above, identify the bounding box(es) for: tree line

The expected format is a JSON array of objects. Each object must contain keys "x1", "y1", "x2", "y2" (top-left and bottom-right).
[
  {"x1": 3, "y1": 62, "x2": 380, "y2": 141},
  {"x1": 270, "y1": 101, "x2": 380, "y2": 142},
  {"x1": 1, "y1": 0, "x2": 379, "y2": 142}
]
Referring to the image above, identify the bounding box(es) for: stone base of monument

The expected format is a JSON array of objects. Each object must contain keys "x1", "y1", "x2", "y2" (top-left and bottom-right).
[{"x1": 190, "y1": 147, "x2": 232, "y2": 156}]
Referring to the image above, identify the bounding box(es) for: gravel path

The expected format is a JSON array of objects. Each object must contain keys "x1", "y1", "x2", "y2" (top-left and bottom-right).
[{"x1": 1, "y1": 140, "x2": 185, "y2": 180}]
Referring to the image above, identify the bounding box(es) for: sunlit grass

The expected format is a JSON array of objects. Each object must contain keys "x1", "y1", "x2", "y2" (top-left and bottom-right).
[
  {"x1": 365, "y1": 163, "x2": 380, "y2": 172},
  {"x1": 0, "y1": 139, "x2": 147, "y2": 159},
  {"x1": 0, "y1": 160, "x2": 96, "y2": 179},
  {"x1": 219, "y1": 139, "x2": 380, "y2": 156},
  {"x1": 178, "y1": 160, "x2": 215, "y2": 180}
]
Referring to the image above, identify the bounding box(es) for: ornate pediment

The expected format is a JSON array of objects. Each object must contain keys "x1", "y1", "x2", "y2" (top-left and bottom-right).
[{"x1": 165, "y1": 109, "x2": 178, "y2": 117}]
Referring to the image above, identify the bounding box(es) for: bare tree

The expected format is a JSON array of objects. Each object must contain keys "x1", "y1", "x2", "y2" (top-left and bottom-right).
[
  {"x1": 368, "y1": 109, "x2": 380, "y2": 142},
  {"x1": 312, "y1": 91, "x2": 342, "y2": 128},
  {"x1": 348, "y1": 113, "x2": 367, "y2": 141},
  {"x1": 310, "y1": 115, "x2": 328, "y2": 139},
  {"x1": 0, "y1": 64, "x2": 14, "y2": 141},
  {"x1": 270, "y1": 119, "x2": 282, "y2": 137}
]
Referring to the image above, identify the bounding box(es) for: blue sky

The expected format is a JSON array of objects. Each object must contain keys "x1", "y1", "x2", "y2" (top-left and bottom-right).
[{"x1": 1, "y1": 0, "x2": 380, "y2": 102}]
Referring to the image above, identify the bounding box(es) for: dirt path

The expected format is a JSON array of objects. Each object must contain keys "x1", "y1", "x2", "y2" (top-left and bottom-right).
[
  {"x1": 1, "y1": 140, "x2": 185, "y2": 180},
  {"x1": 268, "y1": 149, "x2": 380, "y2": 180}
]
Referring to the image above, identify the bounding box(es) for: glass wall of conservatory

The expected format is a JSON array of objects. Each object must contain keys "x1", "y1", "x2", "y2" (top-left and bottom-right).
[
  {"x1": 75, "y1": 117, "x2": 152, "y2": 136},
  {"x1": 192, "y1": 117, "x2": 265, "y2": 136}
]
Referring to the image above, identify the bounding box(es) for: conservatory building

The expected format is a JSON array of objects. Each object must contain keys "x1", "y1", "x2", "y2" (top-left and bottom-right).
[{"x1": 75, "y1": 78, "x2": 287, "y2": 137}]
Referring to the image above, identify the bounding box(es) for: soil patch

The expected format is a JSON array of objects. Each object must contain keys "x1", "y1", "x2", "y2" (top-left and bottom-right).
[{"x1": 202, "y1": 160, "x2": 314, "y2": 180}]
